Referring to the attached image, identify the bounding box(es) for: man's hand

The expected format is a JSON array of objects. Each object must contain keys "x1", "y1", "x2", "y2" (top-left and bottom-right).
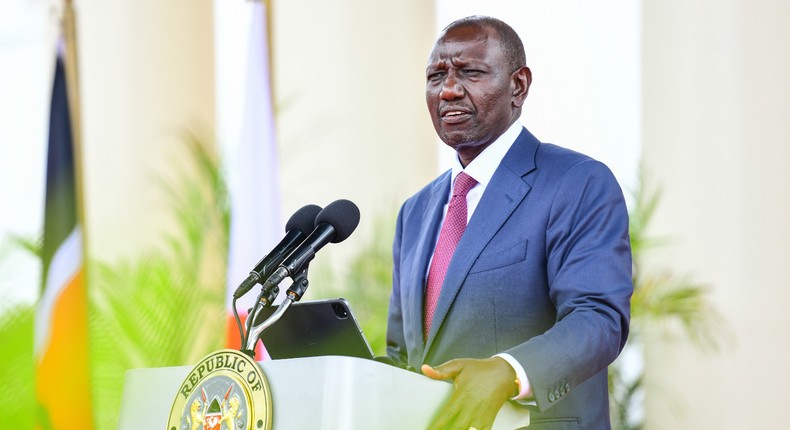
[{"x1": 422, "y1": 357, "x2": 516, "y2": 430}]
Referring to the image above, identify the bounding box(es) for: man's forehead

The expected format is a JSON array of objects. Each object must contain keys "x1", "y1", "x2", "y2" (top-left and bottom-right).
[
  {"x1": 427, "y1": 27, "x2": 500, "y2": 66},
  {"x1": 436, "y1": 24, "x2": 494, "y2": 49}
]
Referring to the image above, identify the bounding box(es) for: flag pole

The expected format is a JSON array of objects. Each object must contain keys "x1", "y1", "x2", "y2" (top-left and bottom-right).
[
  {"x1": 36, "y1": 2, "x2": 94, "y2": 427},
  {"x1": 263, "y1": 0, "x2": 276, "y2": 106},
  {"x1": 62, "y1": 0, "x2": 89, "y2": 269}
]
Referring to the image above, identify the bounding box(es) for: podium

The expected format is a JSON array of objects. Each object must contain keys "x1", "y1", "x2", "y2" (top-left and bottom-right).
[{"x1": 118, "y1": 355, "x2": 530, "y2": 429}]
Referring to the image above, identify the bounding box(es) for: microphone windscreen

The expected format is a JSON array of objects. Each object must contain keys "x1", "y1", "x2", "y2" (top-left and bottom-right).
[
  {"x1": 315, "y1": 199, "x2": 360, "y2": 243},
  {"x1": 285, "y1": 204, "x2": 322, "y2": 235}
]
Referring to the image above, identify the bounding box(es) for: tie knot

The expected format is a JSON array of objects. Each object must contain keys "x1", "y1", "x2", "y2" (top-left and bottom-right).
[{"x1": 453, "y1": 172, "x2": 477, "y2": 197}]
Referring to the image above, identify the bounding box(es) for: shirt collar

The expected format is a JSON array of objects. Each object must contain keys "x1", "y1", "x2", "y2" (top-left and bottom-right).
[{"x1": 450, "y1": 121, "x2": 523, "y2": 187}]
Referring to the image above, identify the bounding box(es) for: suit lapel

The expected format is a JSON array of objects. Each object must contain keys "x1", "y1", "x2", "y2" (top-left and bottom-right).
[
  {"x1": 406, "y1": 171, "x2": 451, "y2": 360},
  {"x1": 423, "y1": 129, "x2": 540, "y2": 357}
]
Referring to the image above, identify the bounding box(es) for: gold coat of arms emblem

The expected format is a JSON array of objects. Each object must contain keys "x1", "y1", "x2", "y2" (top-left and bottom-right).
[{"x1": 167, "y1": 349, "x2": 272, "y2": 430}]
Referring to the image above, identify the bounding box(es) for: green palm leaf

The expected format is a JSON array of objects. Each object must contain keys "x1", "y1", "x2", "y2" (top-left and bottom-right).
[
  {"x1": 609, "y1": 170, "x2": 725, "y2": 430},
  {"x1": 89, "y1": 130, "x2": 228, "y2": 429},
  {"x1": 0, "y1": 300, "x2": 35, "y2": 428}
]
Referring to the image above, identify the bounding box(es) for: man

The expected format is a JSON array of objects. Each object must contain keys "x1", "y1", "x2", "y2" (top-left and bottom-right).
[{"x1": 386, "y1": 16, "x2": 633, "y2": 430}]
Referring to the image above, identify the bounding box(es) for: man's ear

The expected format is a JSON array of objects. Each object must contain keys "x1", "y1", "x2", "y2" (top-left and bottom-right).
[{"x1": 512, "y1": 66, "x2": 532, "y2": 108}]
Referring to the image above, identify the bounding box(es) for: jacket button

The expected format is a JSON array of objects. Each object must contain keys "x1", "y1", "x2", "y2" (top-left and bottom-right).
[{"x1": 548, "y1": 392, "x2": 556, "y2": 402}]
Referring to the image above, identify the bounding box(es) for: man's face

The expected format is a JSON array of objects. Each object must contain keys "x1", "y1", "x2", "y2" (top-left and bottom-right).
[{"x1": 425, "y1": 25, "x2": 521, "y2": 162}]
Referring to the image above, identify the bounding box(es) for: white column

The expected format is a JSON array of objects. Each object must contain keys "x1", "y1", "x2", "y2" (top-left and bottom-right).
[
  {"x1": 271, "y1": 0, "x2": 438, "y2": 262},
  {"x1": 642, "y1": 1, "x2": 790, "y2": 428},
  {"x1": 77, "y1": 0, "x2": 216, "y2": 260},
  {"x1": 434, "y1": 0, "x2": 642, "y2": 194}
]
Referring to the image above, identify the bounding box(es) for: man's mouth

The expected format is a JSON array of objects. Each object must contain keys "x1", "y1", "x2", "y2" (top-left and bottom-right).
[{"x1": 440, "y1": 108, "x2": 473, "y2": 124}]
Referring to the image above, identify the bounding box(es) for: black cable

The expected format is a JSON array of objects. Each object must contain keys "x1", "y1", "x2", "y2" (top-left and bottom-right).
[
  {"x1": 232, "y1": 296, "x2": 245, "y2": 349},
  {"x1": 243, "y1": 283, "x2": 270, "y2": 349}
]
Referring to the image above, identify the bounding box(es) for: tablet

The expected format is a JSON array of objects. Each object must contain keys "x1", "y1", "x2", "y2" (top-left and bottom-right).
[{"x1": 253, "y1": 298, "x2": 374, "y2": 360}]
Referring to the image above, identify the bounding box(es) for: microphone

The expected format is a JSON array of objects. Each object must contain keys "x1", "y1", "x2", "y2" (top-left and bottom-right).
[
  {"x1": 261, "y1": 199, "x2": 360, "y2": 291},
  {"x1": 232, "y1": 204, "x2": 323, "y2": 299}
]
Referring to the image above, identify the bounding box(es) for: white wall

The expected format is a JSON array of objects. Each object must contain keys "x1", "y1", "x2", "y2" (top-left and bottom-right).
[
  {"x1": 0, "y1": 0, "x2": 215, "y2": 306},
  {"x1": 77, "y1": 0, "x2": 215, "y2": 262},
  {"x1": 642, "y1": 1, "x2": 790, "y2": 428},
  {"x1": 1, "y1": 0, "x2": 436, "y2": 306},
  {"x1": 0, "y1": 1, "x2": 59, "y2": 306},
  {"x1": 435, "y1": 0, "x2": 642, "y2": 195},
  {"x1": 270, "y1": 0, "x2": 438, "y2": 268}
]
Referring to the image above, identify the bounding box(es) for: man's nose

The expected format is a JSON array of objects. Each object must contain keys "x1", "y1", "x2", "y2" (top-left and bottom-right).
[{"x1": 439, "y1": 74, "x2": 464, "y2": 100}]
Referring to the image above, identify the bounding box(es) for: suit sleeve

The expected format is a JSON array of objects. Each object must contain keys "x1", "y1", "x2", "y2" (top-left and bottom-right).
[{"x1": 505, "y1": 159, "x2": 633, "y2": 412}]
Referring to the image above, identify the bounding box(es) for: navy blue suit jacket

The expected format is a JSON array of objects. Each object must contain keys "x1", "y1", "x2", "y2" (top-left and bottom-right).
[{"x1": 387, "y1": 128, "x2": 632, "y2": 429}]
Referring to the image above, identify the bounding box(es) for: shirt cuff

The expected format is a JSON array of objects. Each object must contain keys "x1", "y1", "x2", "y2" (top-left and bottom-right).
[{"x1": 493, "y1": 353, "x2": 533, "y2": 401}]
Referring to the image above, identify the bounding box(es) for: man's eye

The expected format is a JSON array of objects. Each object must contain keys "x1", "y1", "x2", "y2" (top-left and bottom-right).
[
  {"x1": 464, "y1": 69, "x2": 483, "y2": 76},
  {"x1": 427, "y1": 72, "x2": 445, "y2": 82}
]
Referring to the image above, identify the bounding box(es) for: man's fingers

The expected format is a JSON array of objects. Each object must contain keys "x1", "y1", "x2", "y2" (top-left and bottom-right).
[
  {"x1": 424, "y1": 358, "x2": 516, "y2": 429},
  {"x1": 449, "y1": 387, "x2": 501, "y2": 430},
  {"x1": 421, "y1": 363, "x2": 444, "y2": 380},
  {"x1": 421, "y1": 359, "x2": 463, "y2": 381},
  {"x1": 432, "y1": 388, "x2": 498, "y2": 430}
]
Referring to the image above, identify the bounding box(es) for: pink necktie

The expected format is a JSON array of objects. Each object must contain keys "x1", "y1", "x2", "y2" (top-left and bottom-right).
[{"x1": 424, "y1": 172, "x2": 478, "y2": 340}]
